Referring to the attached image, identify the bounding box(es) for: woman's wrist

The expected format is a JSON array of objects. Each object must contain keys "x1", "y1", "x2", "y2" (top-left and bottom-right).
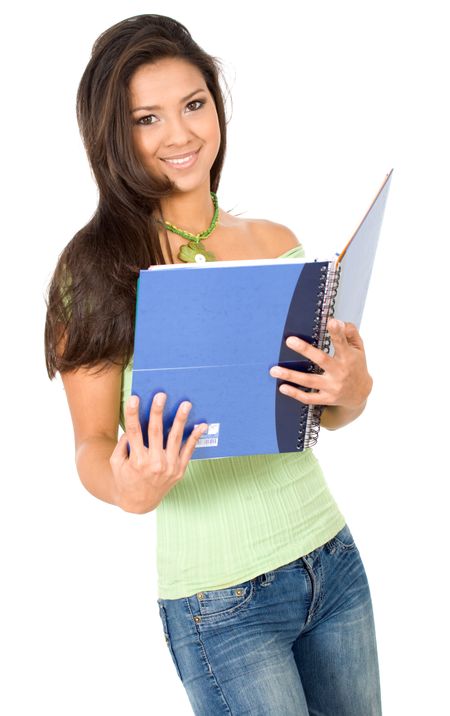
[
  {"x1": 320, "y1": 372, "x2": 372, "y2": 430},
  {"x1": 320, "y1": 396, "x2": 369, "y2": 431}
]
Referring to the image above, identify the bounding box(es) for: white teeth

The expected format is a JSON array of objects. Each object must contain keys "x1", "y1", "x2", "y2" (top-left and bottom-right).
[{"x1": 164, "y1": 153, "x2": 195, "y2": 164}]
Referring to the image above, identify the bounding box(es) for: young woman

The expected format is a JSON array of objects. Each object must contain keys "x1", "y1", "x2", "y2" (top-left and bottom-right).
[{"x1": 45, "y1": 14, "x2": 382, "y2": 715}]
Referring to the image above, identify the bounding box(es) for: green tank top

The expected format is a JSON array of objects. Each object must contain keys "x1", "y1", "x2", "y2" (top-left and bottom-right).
[{"x1": 120, "y1": 245, "x2": 346, "y2": 599}]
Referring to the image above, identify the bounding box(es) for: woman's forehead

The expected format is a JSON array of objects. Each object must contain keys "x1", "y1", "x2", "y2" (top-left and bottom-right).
[{"x1": 129, "y1": 58, "x2": 207, "y2": 104}]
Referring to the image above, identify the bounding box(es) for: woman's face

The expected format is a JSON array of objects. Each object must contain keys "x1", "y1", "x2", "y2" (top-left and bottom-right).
[{"x1": 129, "y1": 57, "x2": 221, "y2": 191}]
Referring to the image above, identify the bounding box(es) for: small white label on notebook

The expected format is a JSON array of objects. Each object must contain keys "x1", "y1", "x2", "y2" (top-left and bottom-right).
[{"x1": 194, "y1": 422, "x2": 220, "y2": 448}]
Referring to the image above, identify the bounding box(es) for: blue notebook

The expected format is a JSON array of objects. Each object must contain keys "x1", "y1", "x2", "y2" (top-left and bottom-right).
[{"x1": 131, "y1": 170, "x2": 392, "y2": 459}]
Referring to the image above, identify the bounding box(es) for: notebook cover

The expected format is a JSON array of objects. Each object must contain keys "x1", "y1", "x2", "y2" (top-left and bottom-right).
[
  {"x1": 131, "y1": 260, "x2": 328, "y2": 459},
  {"x1": 334, "y1": 169, "x2": 393, "y2": 329}
]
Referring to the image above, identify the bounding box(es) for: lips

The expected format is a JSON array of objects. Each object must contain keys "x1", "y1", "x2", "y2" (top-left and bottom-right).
[
  {"x1": 160, "y1": 148, "x2": 200, "y2": 169},
  {"x1": 161, "y1": 149, "x2": 200, "y2": 161}
]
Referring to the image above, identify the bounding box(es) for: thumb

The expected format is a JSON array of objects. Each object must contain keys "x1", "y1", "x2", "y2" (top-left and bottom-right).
[{"x1": 111, "y1": 432, "x2": 130, "y2": 465}]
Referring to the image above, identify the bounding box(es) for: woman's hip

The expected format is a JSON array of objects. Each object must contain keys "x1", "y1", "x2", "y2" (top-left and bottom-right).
[{"x1": 157, "y1": 523, "x2": 381, "y2": 715}]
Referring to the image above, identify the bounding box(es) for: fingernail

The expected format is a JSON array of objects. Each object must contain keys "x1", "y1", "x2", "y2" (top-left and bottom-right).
[
  {"x1": 329, "y1": 318, "x2": 344, "y2": 330},
  {"x1": 270, "y1": 366, "x2": 283, "y2": 377},
  {"x1": 181, "y1": 401, "x2": 192, "y2": 413},
  {"x1": 129, "y1": 396, "x2": 138, "y2": 408},
  {"x1": 286, "y1": 336, "x2": 301, "y2": 348},
  {"x1": 155, "y1": 393, "x2": 166, "y2": 406}
]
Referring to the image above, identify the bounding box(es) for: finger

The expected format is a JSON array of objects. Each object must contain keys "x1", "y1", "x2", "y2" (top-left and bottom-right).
[
  {"x1": 147, "y1": 392, "x2": 166, "y2": 454},
  {"x1": 110, "y1": 432, "x2": 129, "y2": 467},
  {"x1": 124, "y1": 395, "x2": 146, "y2": 459},
  {"x1": 178, "y1": 423, "x2": 208, "y2": 470},
  {"x1": 278, "y1": 383, "x2": 327, "y2": 405},
  {"x1": 343, "y1": 322, "x2": 364, "y2": 350},
  {"x1": 285, "y1": 336, "x2": 331, "y2": 371},
  {"x1": 326, "y1": 318, "x2": 349, "y2": 355},
  {"x1": 269, "y1": 365, "x2": 325, "y2": 390},
  {"x1": 165, "y1": 400, "x2": 193, "y2": 456}
]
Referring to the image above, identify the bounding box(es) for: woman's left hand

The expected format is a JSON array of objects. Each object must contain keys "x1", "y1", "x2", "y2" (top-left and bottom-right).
[{"x1": 269, "y1": 318, "x2": 373, "y2": 428}]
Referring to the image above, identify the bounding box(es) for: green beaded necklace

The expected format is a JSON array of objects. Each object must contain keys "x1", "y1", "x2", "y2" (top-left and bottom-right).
[{"x1": 157, "y1": 191, "x2": 219, "y2": 263}]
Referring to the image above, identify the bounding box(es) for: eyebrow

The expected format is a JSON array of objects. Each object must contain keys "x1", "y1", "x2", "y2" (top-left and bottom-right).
[{"x1": 131, "y1": 88, "x2": 206, "y2": 113}]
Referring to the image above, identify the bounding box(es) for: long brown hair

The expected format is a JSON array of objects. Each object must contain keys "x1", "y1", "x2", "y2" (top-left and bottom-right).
[{"x1": 44, "y1": 14, "x2": 230, "y2": 379}]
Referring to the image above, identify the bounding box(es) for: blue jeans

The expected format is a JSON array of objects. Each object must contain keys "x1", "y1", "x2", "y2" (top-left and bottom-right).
[{"x1": 157, "y1": 523, "x2": 382, "y2": 715}]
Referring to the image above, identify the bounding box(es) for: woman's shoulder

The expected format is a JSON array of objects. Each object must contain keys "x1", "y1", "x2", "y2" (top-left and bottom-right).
[{"x1": 224, "y1": 211, "x2": 302, "y2": 256}]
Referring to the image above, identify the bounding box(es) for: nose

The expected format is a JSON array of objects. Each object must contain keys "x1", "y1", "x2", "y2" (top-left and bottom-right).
[{"x1": 164, "y1": 113, "x2": 193, "y2": 147}]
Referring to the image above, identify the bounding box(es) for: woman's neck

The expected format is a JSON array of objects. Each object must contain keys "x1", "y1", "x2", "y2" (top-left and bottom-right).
[{"x1": 157, "y1": 185, "x2": 216, "y2": 235}]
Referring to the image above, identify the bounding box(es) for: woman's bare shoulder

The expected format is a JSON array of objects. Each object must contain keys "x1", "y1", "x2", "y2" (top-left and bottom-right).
[{"x1": 224, "y1": 212, "x2": 302, "y2": 255}]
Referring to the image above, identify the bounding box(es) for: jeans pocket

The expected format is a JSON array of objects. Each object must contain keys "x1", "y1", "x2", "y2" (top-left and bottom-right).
[
  {"x1": 327, "y1": 523, "x2": 356, "y2": 552},
  {"x1": 195, "y1": 578, "x2": 256, "y2": 621},
  {"x1": 157, "y1": 600, "x2": 183, "y2": 681}
]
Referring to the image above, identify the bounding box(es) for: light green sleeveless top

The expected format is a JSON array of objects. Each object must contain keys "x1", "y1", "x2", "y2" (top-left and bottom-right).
[{"x1": 120, "y1": 245, "x2": 346, "y2": 599}]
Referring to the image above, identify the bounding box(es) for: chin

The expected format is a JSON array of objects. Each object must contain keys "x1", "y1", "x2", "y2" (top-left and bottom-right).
[{"x1": 171, "y1": 174, "x2": 211, "y2": 193}]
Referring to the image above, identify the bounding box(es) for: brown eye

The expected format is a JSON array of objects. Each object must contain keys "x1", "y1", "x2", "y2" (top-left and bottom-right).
[
  {"x1": 135, "y1": 115, "x2": 156, "y2": 126},
  {"x1": 186, "y1": 100, "x2": 205, "y2": 111}
]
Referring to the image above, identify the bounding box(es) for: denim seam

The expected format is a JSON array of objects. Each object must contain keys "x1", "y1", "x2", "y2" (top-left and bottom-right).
[
  {"x1": 312, "y1": 555, "x2": 325, "y2": 621},
  {"x1": 185, "y1": 597, "x2": 234, "y2": 714},
  {"x1": 326, "y1": 523, "x2": 355, "y2": 553},
  {"x1": 300, "y1": 557, "x2": 315, "y2": 625},
  {"x1": 333, "y1": 537, "x2": 356, "y2": 550},
  {"x1": 301, "y1": 555, "x2": 324, "y2": 625},
  {"x1": 159, "y1": 603, "x2": 183, "y2": 681},
  {"x1": 190, "y1": 580, "x2": 256, "y2": 624}
]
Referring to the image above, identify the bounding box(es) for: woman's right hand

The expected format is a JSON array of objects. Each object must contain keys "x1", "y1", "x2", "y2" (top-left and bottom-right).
[{"x1": 109, "y1": 393, "x2": 207, "y2": 514}]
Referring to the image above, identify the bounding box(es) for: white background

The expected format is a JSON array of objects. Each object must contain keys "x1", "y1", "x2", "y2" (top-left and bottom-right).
[{"x1": 2, "y1": 0, "x2": 449, "y2": 713}]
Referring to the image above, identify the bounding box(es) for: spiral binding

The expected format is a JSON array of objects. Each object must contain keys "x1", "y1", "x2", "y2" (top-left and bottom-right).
[{"x1": 296, "y1": 262, "x2": 342, "y2": 450}]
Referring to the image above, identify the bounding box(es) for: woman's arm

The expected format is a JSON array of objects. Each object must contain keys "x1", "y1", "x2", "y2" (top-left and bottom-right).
[
  {"x1": 60, "y1": 358, "x2": 207, "y2": 513},
  {"x1": 319, "y1": 396, "x2": 371, "y2": 431},
  {"x1": 60, "y1": 361, "x2": 123, "y2": 506}
]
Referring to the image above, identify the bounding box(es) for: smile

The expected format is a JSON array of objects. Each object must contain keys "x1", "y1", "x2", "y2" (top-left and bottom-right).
[{"x1": 161, "y1": 149, "x2": 200, "y2": 169}]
